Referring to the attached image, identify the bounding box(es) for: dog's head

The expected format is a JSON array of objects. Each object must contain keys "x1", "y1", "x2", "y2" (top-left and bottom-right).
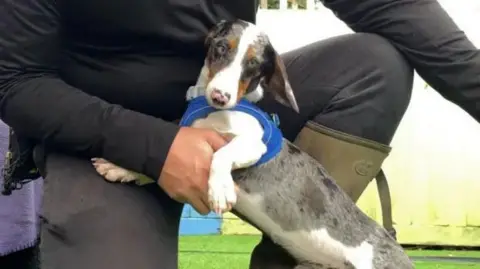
[{"x1": 202, "y1": 19, "x2": 299, "y2": 112}]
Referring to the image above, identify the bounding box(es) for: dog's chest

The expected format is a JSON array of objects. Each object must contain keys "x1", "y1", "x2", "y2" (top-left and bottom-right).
[{"x1": 191, "y1": 110, "x2": 264, "y2": 138}]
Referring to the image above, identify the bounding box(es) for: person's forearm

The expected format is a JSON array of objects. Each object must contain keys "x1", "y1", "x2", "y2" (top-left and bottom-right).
[
  {"x1": 321, "y1": 0, "x2": 480, "y2": 121},
  {"x1": 0, "y1": 75, "x2": 179, "y2": 179},
  {"x1": 0, "y1": 0, "x2": 179, "y2": 179}
]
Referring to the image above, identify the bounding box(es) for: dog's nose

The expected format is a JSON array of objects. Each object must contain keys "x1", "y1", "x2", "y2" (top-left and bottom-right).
[{"x1": 211, "y1": 89, "x2": 231, "y2": 107}]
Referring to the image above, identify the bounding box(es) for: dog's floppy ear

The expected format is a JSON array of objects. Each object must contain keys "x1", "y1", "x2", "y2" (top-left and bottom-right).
[
  {"x1": 204, "y1": 20, "x2": 229, "y2": 48},
  {"x1": 262, "y1": 45, "x2": 300, "y2": 113}
]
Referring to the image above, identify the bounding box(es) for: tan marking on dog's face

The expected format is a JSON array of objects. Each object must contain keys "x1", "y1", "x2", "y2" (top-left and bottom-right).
[
  {"x1": 228, "y1": 38, "x2": 239, "y2": 50},
  {"x1": 207, "y1": 69, "x2": 215, "y2": 84},
  {"x1": 237, "y1": 79, "x2": 251, "y2": 101},
  {"x1": 204, "y1": 21, "x2": 244, "y2": 79},
  {"x1": 206, "y1": 36, "x2": 240, "y2": 81},
  {"x1": 233, "y1": 46, "x2": 259, "y2": 100},
  {"x1": 246, "y1": 45, "x2": 256, "y2": 60}
]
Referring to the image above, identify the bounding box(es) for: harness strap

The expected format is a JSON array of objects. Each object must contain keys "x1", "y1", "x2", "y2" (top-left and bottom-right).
[
  {"x1": 375, "y1": 169, "x2": 396, "y2": 240},
  {"x1": 179, "y1": 96, "x2": 283, "y2": 166}
]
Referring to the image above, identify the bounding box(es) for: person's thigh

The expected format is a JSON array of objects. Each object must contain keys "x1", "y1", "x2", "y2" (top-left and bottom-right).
[
  {"x1": 40, "y1": 153, "x2": 183, "y2": 269},
  {"x1": 259, "y1": 33, "x2": 414, "y2": 144}
]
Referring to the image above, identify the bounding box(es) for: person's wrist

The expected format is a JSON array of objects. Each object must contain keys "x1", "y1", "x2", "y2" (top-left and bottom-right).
[{"x1": 143, "y1": 121, "x2": 181, "y2": 181}]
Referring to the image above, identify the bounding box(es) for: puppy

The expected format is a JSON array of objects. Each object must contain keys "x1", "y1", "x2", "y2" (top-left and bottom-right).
[{"x1": 92, "y1": 19, "x2": 414, "y2": 269}]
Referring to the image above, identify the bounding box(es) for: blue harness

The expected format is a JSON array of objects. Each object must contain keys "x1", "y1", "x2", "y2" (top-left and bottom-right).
[{"x1": 179, "y1": 96, "x2": 283, "y2": 166}]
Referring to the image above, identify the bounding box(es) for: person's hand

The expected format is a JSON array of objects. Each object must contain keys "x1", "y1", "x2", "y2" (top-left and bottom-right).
[{"x1": 158, "y1": 126, "x2": 228, "y2": 215}]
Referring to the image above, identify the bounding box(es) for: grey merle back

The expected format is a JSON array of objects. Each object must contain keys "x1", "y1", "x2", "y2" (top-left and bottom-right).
[{"x1": 231, "y1": 140, "x2": 413, "y2": 269}]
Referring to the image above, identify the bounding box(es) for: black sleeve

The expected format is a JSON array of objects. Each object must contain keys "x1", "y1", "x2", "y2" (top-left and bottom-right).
[
  {"x1": 0, "y1": 0, "x2": 180, "y2": 179},
  {"x1": 320, "y1": 0, "x2": 480, "y2": 122}
]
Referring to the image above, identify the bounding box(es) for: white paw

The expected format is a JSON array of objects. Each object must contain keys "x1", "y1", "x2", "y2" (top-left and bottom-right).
[
  {"x1": 186, "y1": 85, "x2": 205, "y2": 101},
  {"x1": 91, "y1": 158, "x2": 137, "y2": 183},
  {"x1": 208, "y1": 169, "x2": 237, "y2": 215}
]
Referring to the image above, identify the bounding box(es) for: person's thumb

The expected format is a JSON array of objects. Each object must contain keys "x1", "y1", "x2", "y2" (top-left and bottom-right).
[{"x1": 204, "y1": 130, "x2": 228, "y2": 151}]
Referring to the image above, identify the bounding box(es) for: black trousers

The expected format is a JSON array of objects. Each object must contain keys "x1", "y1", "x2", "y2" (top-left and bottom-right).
[{"x1": 34, "y1": 32, "x2": 413, "y2": 269}]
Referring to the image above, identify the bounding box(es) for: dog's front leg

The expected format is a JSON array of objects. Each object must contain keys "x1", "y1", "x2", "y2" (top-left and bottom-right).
[{"x1": 208, "y1": 136, "x2": 266, "y2": 214}]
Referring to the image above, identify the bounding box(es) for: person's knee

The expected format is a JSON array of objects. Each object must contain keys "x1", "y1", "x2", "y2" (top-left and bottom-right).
[
  {"x1": 278, "y1": 33, "x2": 414, "y2": 143},
  {"x1": 311, "y1": 33, "x2": 414, "y2": 144},
  {"x1": 348, "y1": 33, "x2": 414, "y2": 118},
  {"x1": 284, "y1": 32, "x2": 414, "y2": 119}
]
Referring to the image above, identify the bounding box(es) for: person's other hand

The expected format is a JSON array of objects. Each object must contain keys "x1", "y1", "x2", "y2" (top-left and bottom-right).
[{"x1": 158, "y1": 127, "x2": 228, "y2": 215}]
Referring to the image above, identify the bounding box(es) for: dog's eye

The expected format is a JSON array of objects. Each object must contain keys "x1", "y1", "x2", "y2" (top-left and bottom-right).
[{"x1": 214, "y1": 41, "x2": 229, "y2": 57}]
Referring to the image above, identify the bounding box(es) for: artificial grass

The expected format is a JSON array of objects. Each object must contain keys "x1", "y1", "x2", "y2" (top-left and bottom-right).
[{"x1": 179, "y1": 235, "x2": 480, "y2": 269}]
